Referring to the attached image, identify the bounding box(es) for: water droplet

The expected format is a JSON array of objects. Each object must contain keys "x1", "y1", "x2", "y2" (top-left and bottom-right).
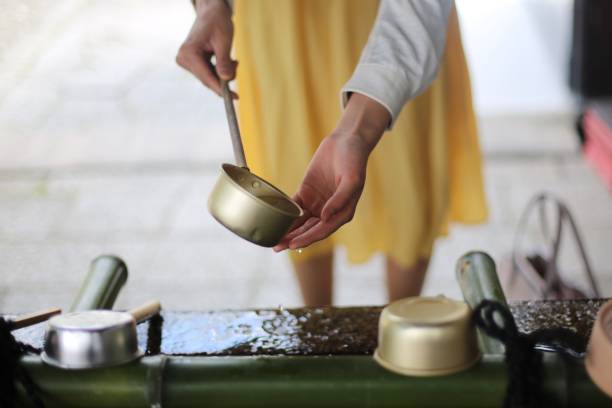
[
  {"x1": 297, "y1": 248, "x2": 303, "y2": 254},
  {"x1": 252, "y1": 181, "x2": 261, "y2": 188}
]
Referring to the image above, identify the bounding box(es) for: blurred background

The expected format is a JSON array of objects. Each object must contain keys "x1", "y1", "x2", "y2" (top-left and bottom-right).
[{"x1": 1, "y1": 0, "x2": 611, "y2": 312}]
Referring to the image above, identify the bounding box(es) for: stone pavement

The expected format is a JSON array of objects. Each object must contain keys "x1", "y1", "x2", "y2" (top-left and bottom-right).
[{"x1": 1, "y1": 0, "x2": 611, "y2": 312}]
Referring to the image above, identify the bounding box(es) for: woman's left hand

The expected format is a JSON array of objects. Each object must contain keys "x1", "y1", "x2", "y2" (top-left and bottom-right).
[
  {"x1": 273, "y1": 131, "x2": 368, "y2": 251},
  {"x1": 273, "y1": 93, "x2": 390, "y2": 251}
]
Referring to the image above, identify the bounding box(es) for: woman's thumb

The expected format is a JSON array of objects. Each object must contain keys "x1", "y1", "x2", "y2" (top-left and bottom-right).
[
  {"x1": 214, "y1": 42, "x2": 236, "y2": 80},
  {"x1": 321, "y1": 177, "x2": 355, "y2": 222}
]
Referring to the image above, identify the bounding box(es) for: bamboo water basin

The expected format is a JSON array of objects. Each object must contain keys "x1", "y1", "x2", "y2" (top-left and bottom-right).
[{"x1": 8, "y1": 299, "x2": 606, "y2": 357}]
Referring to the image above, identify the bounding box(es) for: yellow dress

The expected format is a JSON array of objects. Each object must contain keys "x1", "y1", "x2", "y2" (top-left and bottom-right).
[{"x1": 234, "y1": 0, "x2": 488, "y2": 267}]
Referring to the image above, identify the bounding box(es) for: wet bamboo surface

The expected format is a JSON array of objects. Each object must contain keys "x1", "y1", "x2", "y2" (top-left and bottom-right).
[{"x1": 6, "y1": 299, "x2": 607, "y2": 356}]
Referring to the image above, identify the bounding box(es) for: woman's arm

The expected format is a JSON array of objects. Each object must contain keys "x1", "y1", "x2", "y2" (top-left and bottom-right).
[{"x1": 276, "y1": 0, "x2": 453, "y2": 250}]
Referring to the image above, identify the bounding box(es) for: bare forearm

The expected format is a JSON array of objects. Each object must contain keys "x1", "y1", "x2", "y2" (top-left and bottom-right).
[
  {"x1": 334, "y1": 93, "x2": 390, "y2": 153},
  {"x1": 194, "y1": 0, "x2": 231, "y2": 15}
]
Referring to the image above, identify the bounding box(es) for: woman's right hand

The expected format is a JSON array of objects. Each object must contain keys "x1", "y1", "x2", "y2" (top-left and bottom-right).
[{"x1": 176, "y1": 0, "x2": 237, "y2": 96}]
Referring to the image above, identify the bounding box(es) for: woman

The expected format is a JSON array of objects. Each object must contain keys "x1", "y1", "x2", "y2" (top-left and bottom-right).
[{"x1": 177, "y1": 0, "x2": 488, "y2": 306}]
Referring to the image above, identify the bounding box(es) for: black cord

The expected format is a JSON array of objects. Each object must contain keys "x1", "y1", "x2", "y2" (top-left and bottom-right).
[
  {"x1": 0, "y1": 317, "x2": 45, "y2": 408},
  {"x1": 473, "y1": 300, "x2": 586, "y2": 408}
]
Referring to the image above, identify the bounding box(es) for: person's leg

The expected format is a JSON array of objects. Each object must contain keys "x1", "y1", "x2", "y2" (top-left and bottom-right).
[
  {"x1": 385, "y1": 257, "x2": 429, "y2": 301},
  {"x1": 293, "y1": 252, "x2": 334, "y2": 307}
]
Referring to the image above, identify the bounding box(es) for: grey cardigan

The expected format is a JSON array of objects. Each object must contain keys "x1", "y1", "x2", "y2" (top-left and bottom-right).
[{"x1": 341, "y1": 0, "x2": 452, "y2": 127}]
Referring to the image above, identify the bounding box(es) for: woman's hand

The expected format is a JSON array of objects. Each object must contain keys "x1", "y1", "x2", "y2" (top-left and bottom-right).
[
  {"x1": 176, "y1": 0, "x2": 237, "y2": 96},
  {"x1": 274, "y1": 94, "x2": 391, "y2": 251}
]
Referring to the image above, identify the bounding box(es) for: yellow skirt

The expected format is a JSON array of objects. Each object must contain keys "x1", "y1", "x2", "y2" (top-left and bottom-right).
[{"x1": 234, "y1": 0, "x2": 488, "y2": 267}]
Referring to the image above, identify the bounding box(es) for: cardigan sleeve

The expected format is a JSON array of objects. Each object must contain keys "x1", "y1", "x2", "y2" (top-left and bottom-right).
[{"x1": 341, "y1": 0, "x2": 453, "y2": 128}]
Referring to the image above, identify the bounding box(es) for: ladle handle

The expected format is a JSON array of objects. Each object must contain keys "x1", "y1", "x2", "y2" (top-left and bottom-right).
[
  {"x1": 128, "y1": 300, "x2": 161, "y2": 323},
  {"x1": 221, "y1": 80, "x2": 248, "y2": 169},
  {"x1": 11, "y1": 307, "x2": 62, "y2": 331}
]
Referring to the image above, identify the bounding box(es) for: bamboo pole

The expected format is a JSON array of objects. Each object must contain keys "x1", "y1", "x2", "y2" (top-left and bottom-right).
[
  {"x1": 456, "y1": 251, "x2": 508, "y2": 354},
  {"x1": 17, "y1": 354, "x2": 610, "y2": 407},
  {"x1": 69, "y1": 255, "x2": 128, "y2": 312}
]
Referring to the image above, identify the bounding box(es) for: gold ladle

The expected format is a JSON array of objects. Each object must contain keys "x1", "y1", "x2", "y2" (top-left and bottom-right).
[{"x1": 207, "y1": 81, "x2": 303, "y2": 247}]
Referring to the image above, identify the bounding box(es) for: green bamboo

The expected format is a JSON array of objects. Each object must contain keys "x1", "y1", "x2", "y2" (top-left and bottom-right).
[
  {"x1": 17, "y1": 354, "x2": 610, "y2": 407},
  {"x1": 69, "y1": 255, "x2": 128, "y2": 312},
  {"x1": 456, "y1": 251, "x2": 508, "y2": 354}
]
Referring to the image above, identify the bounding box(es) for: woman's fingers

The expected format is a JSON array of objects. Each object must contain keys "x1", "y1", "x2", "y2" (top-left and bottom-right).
[
  {"x1": 288, "y1": 200, "x2": 357, "y2": 249},
  {"x1": 275, "y1": 218, "x2": 322, "y2": 252},
  {"x1": 176, "y1": 46, "x2": 222, "y2": 95},
  {"x1": 273, "y1": 216, "x2": 317, "y2": 252},
  {"x1": 212, "y1": 36, "x2": 236, "y2": 81},
  {"x1": 287, "y1": 220, "x2": 339, "y2": 250},
  {"x1": 275, "y1": 180, "x2": 360, "y2": 250},
  {"x1": 284, "y1": 198, "x2": 310, "y2": 236},
  {"x1": 285, "y1": 217, "x2": 320, "y2": 241}
]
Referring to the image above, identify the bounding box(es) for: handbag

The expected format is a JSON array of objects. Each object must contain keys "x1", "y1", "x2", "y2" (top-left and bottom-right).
[{"x1": 499, "y1": 193, "x2": 601, "y2": 301}]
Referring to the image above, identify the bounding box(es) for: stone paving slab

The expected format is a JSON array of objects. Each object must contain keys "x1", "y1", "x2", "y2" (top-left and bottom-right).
[
  {"x1": 478, "y1": 114, "x2": 580, "y2": 156},
  {"x1": 1, "y1": 156, "x2": 610, "y2": 313}
]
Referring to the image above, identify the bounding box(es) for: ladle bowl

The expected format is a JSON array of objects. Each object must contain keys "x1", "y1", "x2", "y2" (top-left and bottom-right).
[
  {"x1": 207, "y1": 81, "x2": 303, "y2": 247},
  {"x1": 41, "y1": 300, "x2": 160, "y2": 369},
  {"x1": 374, "y1": 296, "x2": 481, "y2": 377},
  {"x1": 209, "y1": 164, "x2": 303, "y2": 247}
]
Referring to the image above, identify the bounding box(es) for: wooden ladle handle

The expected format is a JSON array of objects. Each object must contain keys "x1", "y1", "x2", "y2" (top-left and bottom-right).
[
  {"x1": 128, "y1": 300, "x2": 161, "y2": 323},
  {"x1": 11, "y1": 307, "x2": 62, "y2": 331},
  {"x1": 221, "y1": 80, "x2": 248, "y2": 169}
]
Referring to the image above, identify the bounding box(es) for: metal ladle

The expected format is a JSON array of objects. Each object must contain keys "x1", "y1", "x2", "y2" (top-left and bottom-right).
[
  {"x1": 41, "y1": 300, "x2": 161, "y2": 369},
  {"x1": 207, "y1": 81, "x2": 303, "y2": 247}
]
